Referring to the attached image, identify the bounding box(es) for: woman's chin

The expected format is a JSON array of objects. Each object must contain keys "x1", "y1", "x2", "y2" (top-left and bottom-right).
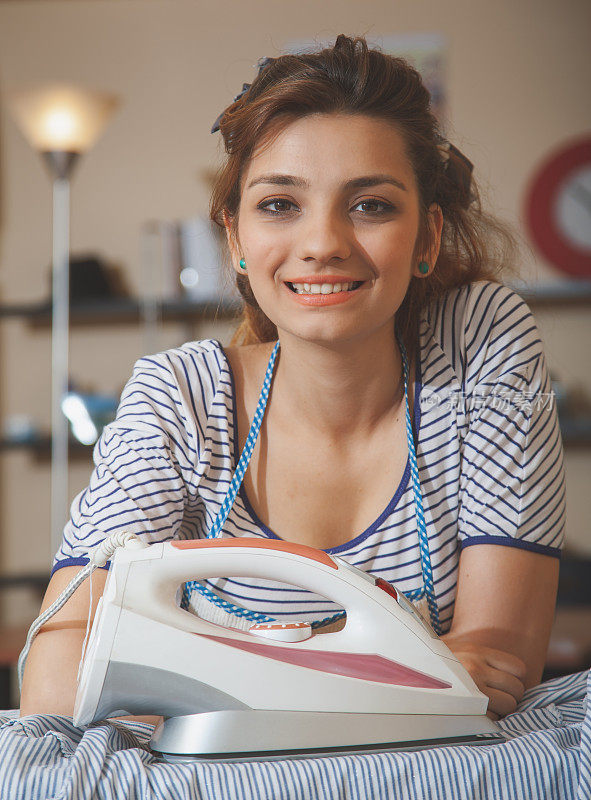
[{"x1": 273, "y1": 319, "x2": 397, "y2": 350}]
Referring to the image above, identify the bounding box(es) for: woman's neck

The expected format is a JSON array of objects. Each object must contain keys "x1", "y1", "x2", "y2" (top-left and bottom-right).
[{"x1": 270, "y1": 327, "x2": 405, "y2": 441}]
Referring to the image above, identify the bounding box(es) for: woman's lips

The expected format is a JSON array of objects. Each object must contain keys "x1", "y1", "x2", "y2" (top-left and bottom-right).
[{"x1": 282, "y1": 279, "x2": 364, "y2": 306}]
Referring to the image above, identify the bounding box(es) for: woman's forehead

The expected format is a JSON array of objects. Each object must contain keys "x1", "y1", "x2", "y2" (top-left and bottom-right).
[{"x1": 243, "y1": 113, "x2": 416, "y2": 191}]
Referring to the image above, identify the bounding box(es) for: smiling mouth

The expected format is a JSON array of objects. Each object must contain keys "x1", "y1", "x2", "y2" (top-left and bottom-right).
[{"x1": 285, "y1": 281, "x2": 364, "y2": 295}]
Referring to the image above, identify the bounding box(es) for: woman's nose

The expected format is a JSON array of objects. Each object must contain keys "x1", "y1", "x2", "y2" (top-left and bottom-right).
[{"x1": 295, "y1": 208, "x2": 352, "y2": 265}]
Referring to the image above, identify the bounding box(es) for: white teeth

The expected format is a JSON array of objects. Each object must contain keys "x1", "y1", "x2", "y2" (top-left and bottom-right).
[{"x1": 288, "y1": 281, "x2": 358, "y2": 295}]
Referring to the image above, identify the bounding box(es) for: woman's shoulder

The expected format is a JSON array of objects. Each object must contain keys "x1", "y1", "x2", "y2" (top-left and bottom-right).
[
  {"x1": 128, "y1": 338, "x2": 278, "y2": 412},
  {"x1": 423, "y1": 279, "x2": 537, "y2": 341},
  {"x1": 128, "y1": 338, "x2": 234, "y2": 394},
  {"x1": 133, "y1": 337, "x2": 226, "y2": 375},
  {"x1": 117, "y1": 338, "x2": 233, "y2": 421},
  {"x1": 108, "y1": 339, "x2": 236, "y2": 446},
  {"x1": 424, "y1": 280, "x2": 530, "y2": 327},
  {"x1": 420, "y1": 280, "x2": 542, "y2": 380}
]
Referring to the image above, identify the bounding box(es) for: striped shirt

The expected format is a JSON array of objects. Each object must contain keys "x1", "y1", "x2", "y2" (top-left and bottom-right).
[
  {"x1": 0, "y1": 670, "x2": 591, "y2": 800},
  {"x1": 2, "y1": 664, "x2": 588, "y2": 796},
  {"x1": 52, "y1": 281, "x2": 565, "y2": 634}
]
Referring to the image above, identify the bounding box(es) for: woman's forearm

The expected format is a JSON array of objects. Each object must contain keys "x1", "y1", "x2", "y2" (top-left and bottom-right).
[
  {"x1": 17, "y1": 566, "x2": 159, "y2": 721},
  {"x1": 20, "y1": 625, "x2": 161, "y2": 725},
  {"x1": 20, "y1": 626, "x2": 87, "y2": 716}
]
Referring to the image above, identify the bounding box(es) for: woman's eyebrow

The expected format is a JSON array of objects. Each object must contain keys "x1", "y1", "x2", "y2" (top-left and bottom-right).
[{"x1": 246, "y1": 173, "x2": 407, "y2": 192}]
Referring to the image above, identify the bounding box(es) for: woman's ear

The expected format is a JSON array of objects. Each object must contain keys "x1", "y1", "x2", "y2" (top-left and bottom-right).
[
  {"x1": 428, "y1": 203, "x2": 444, "y2": 262},
  {"x1": 412, "y1": 203, "x2": 444, "y2": 278}
]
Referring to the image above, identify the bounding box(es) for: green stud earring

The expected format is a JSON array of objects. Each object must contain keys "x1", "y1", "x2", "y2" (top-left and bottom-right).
[
  {"x1": 239, "y1": 259, "x2": 246, "y2": 270},
  {"x1": 418, "y1": 261, "x2": 429, "y2": 275}
]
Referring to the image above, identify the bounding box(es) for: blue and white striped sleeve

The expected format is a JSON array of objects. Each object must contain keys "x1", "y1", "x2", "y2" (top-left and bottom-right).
[
  {"x1": 51, "y1": 351, "x2": 193, "y2": 574},
  {"x1": 456, "y1": 282, "x2": 566, "y2": 557}
]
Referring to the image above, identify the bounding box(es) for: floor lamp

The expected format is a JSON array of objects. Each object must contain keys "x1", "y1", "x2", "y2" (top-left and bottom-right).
[{"x1": 7, "y1": 84, "x2": 119, "y2": 560}]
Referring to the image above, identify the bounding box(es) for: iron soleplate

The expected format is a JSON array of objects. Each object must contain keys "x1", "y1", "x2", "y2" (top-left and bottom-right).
[{"x1": 149, "y1": 710, "x2": 507, "y2": 763}]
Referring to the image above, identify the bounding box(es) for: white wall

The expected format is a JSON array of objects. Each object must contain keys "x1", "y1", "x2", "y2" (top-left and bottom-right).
[{"x1": 0, "y1": 0, "x2": 590, "y2": 622}]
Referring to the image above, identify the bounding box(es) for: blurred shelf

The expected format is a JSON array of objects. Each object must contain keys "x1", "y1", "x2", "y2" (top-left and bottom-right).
[
  {"x1": 0, "y1": 297, "x2": 241, "y2": 327},
  {"x1": 0, "y1": 573, "x2": 49, "y2": 595},
  {"x1": 0, "y1": 435, "x2": 93, "y2": 461},
  {"x1": 511, "y1": 281, "x2": 591, "y2": 308},
  {"x1": 559, "y1": 419, "x2": 591, "y2": 447}
]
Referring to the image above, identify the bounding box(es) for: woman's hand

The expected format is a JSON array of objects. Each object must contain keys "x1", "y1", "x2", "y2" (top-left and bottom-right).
[{"x1": 441, "y1": 633, "x2": 527, "y2": 720}]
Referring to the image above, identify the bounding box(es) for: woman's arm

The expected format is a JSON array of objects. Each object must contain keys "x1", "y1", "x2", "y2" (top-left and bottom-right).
[
  {"x1": 441, "y1": 544, "x2": 559, "y2": 718},
  {"x1": 20, "y1": 566, "x2": 108, "y2": 716},
  {"x1": 20, "y1": 566, "x2": 162, "y2": 724},
  {"x1": 436, "y1": 285, "x2": 565, "y2": 718}
]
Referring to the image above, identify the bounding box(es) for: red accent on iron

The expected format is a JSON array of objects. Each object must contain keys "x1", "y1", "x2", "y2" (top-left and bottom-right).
[
  {"x1": 375, "y1": 578, "x2": 398, "y2": 602},
  {"x1": 200, "y1": 634, "x2": 452, "y2": 690}
]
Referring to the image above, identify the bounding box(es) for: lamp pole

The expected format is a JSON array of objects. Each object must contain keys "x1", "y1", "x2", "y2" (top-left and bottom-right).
[
  {"x1": 43, "y1": 152, "x2": 79, "y2": 556},
  {"x1": 8, "y1": 85, "x2": 118, "y2": 563}
]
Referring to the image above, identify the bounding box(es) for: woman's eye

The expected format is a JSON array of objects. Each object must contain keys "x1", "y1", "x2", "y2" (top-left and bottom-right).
[
  {"x1": 353, "y1": 199, "x2": 395, "y2": 214},
  {"x1": 257, "y1": 199, "x2": 296, "y2": 214},
  {"x1": 256, "y1": 198, "x2": 396, "y2": 216}
]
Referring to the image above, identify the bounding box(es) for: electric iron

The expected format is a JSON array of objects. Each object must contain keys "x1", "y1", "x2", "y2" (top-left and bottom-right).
[{"x1": 73, "y1": 536, "x2": 506, "y2": 761}]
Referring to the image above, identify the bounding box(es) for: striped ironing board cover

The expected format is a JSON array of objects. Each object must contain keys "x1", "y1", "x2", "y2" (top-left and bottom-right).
[{"x1": 1, "y1": 669, "x2": 589, "y2": 800}]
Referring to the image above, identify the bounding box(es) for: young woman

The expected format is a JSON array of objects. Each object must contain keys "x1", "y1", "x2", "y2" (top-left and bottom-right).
[{"x1": 20, "y1": 35, "x2": 564, "y2": 722}]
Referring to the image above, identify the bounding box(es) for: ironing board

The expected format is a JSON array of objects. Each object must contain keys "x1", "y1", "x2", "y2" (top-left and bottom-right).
[{"x1": 1, "y1": 669, "x2": 588, "y2": 800}]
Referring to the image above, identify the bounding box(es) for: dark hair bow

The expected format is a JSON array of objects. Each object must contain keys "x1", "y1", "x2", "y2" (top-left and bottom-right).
[
  {"x1": 211, "y1": 56, "x2": 276, "y2": 134},
  {"x1": 444, "y1": 142, "x2": 475, "y2": 202}
]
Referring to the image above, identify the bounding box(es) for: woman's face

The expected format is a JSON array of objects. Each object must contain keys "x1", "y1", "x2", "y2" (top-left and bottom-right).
[{"x1": 226, "y1": 112, "x2": 442, "y2": 348}]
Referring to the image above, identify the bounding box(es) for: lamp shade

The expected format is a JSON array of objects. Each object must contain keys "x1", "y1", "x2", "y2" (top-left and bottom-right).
[{"x1": 7, "y1": 83, "x2": 119, "y2": 153}]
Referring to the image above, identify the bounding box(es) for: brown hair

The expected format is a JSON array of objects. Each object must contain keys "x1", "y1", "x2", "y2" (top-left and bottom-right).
[{"x1": 209, "y1": 34, "x2": 518, "y2": 348}]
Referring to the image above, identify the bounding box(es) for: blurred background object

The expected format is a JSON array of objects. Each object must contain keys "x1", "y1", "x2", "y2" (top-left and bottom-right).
[
  {"x1": 6, "y1": 82, "x2": 120, "y2": 558},
  {"x1": 523, "y1": 135, "x2": 591, "y2": 279},
  {"x1": 179, "y1": 216, "x2": 229, "y2": 303},
  {"x1": 61, "y1": 387, "x2": 119, "y2": 446},
  {"x1": 48, "y1": 253, "x2": 130, "y2": 305}
]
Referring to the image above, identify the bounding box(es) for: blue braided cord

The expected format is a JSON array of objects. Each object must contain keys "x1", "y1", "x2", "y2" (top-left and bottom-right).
[
  {"x1": 182, "y1": 335, "x2": 438, "y2": 634},
  {"x1": 311, "y1": 611, "x2": 346, "y2": 629},
  {"x1": 181, "y1": 577, "x2": 346, "y2": 630},
  {"x1": 181, "y1": 579, "x2": 276, "y2": 622},
  {"x1": 181, "y1": 341, "x2": 282, "y2": 623},
  {"x1": 208, "y1": 340, "x2": 280, "y2": 539},
  {"x1": 403, "y1": 587, "x2": 424, "y2": 601},
  {"x1": 398, "y1": 333, "x2": 441, "y2": 635}
]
